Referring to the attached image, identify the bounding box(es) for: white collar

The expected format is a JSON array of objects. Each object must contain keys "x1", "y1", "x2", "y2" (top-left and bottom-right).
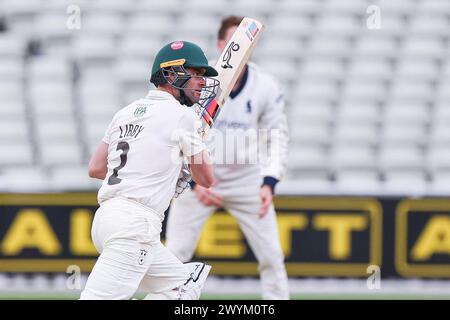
[{"x1": 145, "y1": 89, "x2": 177, "y2": 100}]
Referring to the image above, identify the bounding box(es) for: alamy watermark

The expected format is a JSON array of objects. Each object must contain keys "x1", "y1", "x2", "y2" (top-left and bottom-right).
[
  {"x1": 366, "y1": 5, "x2": 381, "y2": 30},
  {"x1": 66, "y1": 265, "x2": 82, "y2": 290},
  {"x1": 170, "y1": 125, "x2": 282, "y2": 166},
  {"x1": 366, "y1": 265, "x2": 381, "y2": 290}
]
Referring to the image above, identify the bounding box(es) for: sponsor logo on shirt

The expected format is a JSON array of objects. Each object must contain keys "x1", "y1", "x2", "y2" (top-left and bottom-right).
[{"x1": 134, "y1": 106, "x2": 147, "y2": 118}]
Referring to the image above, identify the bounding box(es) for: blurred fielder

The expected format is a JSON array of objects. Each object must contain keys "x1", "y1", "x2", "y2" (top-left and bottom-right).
[
  {"x1": 80, "y1": 41, "x2": 219, "y2": 300},
  {"x1": 166, "y1": 16, "x2": 290, "y2": 300}
]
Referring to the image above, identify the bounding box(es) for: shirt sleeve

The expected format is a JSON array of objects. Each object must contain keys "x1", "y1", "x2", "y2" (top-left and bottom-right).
[
  {"x1": 177, "y1": 109, "x2": 208, "y2": 157},
  {"x1": 258, "y1": 77, "x2": 289, "y2": 181},
  {"x1": 101, "y1": 116, "x2": 116, "y2": 144}
]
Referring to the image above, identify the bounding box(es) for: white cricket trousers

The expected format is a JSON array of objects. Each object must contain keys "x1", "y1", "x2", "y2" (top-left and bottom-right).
[
  {"x1": 166, "y1": 187, "x2": 290, "y2": 300},
  {"x1": 80, "y1": 197, "x2": 190, "y2": 300}
]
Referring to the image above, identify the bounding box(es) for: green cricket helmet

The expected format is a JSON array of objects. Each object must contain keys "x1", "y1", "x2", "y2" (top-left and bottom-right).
[
  {"x1": 151, "y1": 41, "x2": 218, "y2": 81},
  {"x1": 150, "y1": 41, "x2": 219, "y2": 108}
]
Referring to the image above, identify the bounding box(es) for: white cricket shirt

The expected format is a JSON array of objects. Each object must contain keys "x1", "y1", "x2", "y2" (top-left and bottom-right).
[
  {"x1": 97, "y1": 90, "x2": 206, "y2": 218},
  {"x1": 208, "y1": 62, "x2": 289, "y2": 189}
]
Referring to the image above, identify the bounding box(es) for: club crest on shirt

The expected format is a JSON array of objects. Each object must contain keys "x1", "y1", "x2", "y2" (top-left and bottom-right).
[
  {"x1": 134, "y1": 106, "x2": 147, "y2": 118},
  {"x1": 138, "y1": 249, "x2": 148, "y2": 265}
]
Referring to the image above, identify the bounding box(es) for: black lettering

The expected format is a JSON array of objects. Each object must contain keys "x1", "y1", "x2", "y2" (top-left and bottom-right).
[
  {"x1": 107, "y1": 141, "x2": 130, "y2": 185},
  {"x1": 135, "y1": 126, "x2": 144, "y2": 138},
  {"x1": 131, "y1": 125, "x2": 139, "y2": 137}
]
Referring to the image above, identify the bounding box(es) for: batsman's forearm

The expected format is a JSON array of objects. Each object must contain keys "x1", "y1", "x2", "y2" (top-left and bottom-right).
[
  {"x1": 88, "y1": 168, "x2": 107, "y2": 180},
  {"x1": 190, "y1": 150, "x2": 215, "y2": 188},
  {"x1": 88, "y1": 141, "x2": 108, "y2": 180},
  {"x1": 191, "y1": 165, "x2": 215, "y2": 188}
]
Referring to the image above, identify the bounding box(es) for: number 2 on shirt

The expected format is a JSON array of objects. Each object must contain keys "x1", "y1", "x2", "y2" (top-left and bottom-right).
[{"x1": 107, "y1": 141, "x2": 129, "y2": 185}]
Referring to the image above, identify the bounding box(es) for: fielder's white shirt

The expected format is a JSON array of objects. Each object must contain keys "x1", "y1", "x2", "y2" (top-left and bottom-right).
[
  {"x1": 208, "y1": 62, "x2": 289, "y2": 189},
  {"x1": 97, "y1": 90, "x2": 206, "y2": 218}
]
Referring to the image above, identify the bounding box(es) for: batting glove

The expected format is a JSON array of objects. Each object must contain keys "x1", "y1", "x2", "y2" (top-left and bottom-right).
[{"x1": 173, "y1": 162, "x2": 192, "y2": 198}]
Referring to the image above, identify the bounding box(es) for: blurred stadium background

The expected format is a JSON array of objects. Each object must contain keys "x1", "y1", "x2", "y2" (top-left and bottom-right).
[{"x1": 0, "y1": 0, "x2": 449, "y2": 299}]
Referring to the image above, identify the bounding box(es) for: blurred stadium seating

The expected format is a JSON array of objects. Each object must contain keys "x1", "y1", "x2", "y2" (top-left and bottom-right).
[
  {"x1": 0, "y1": 0, "x2": 449, "y2": 195},
  {"x1": 1, "y1": 0, "x2": 450, "y2": 301}
]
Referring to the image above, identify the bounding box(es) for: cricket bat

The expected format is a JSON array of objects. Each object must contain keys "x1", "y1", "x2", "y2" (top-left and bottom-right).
[{"x1": 198, "y1": 17, "x2": 265, "y2": 133}]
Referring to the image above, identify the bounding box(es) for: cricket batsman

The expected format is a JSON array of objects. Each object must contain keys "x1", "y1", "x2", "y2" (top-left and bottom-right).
[
  {"x1": 80, "y1": 41, "x2": 219, "y2": 299},
  {"x1": 166, "y1": 16, "x2": 290, "y2": 300}
]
